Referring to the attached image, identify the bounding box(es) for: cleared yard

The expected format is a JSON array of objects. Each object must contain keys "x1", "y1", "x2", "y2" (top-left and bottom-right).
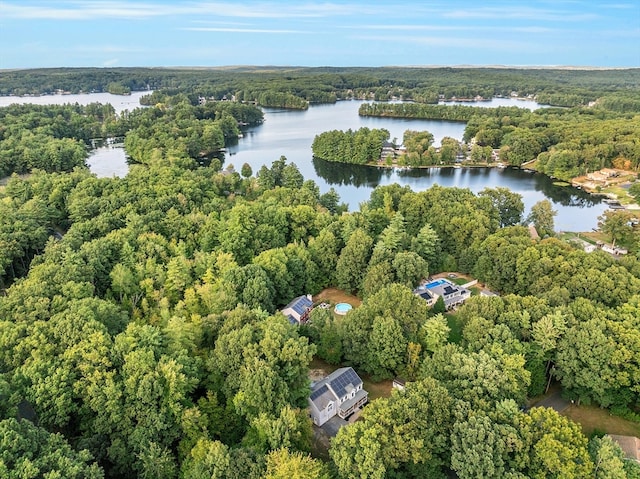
[
  {"x1": 361, "y1": 375, "x2": 393, "y2": 401},
  {"x1": 562, "y1": 405, "x2": 640, "y2": 437},
  {"x1": 313, "y1": 288, "x2": 362, "y2": 307}
]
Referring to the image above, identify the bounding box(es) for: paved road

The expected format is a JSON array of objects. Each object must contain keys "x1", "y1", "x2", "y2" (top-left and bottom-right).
[{"x1": 534, "y1": 390, "x2": 571, "y2": 413}]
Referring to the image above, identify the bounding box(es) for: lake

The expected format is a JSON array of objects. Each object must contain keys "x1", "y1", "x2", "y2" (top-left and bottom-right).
[
  {"x1": 0, "y1": 90, "x2": 150, "y2": 115},
  {"x1": 1, "y1": 93, "x2": 607, "y2": 231},
  {"x1": 225, "y1": 99, "x2": 605, "y2": 232}
]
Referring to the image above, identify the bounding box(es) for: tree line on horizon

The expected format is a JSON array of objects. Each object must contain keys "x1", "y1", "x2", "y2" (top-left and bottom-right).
[{"x1": 1, "y1": 66, "x2": 639, "y2": 110}]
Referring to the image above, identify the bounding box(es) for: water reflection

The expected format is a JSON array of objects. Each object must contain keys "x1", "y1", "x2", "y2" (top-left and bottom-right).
[
  {"x1": 313, "y1": 159, "x2": 604, "y2": 213},
  {"x1": 312, "y1": 157, "x2": 391, "y2": 187},
  {"x1": 3, "y1": 91, "x2": 608, "y2": 231}
]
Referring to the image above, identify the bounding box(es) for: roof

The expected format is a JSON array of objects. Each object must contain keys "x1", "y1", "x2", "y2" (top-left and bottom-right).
[
  {"x1": 339, "y1": 389, "x2": 368, "y2": 413},
  {"x1": 608, "y1": 435, "x2": 640, "y2": 462},
  {"x1": 528, "y1": 223, "x2": 540, "y2": 240},
  {"x1": 327, "y1": 367, "x2": 362, "y2": 398},
  {"x1": 418, "y1": 290, "x2": 434, "y2": 301},
  {"x1": 443, "y1": 285, "x2": 456, "y2": 295},
  {"x1": 309, "y1": 384, "x2": 335, "y2": 411},
  {"x1": 284, "y1": 295, "x2": 313, "y2": 316},
  {"x1": 310, "y1": 367, "x2": 364, "y2": 409}
]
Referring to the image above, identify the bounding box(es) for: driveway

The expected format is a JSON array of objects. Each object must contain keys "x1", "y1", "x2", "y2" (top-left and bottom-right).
[
  {"x1": 320, "y1": 415, "x2": 348, "y2": 437},
  {"x1": 533, "y1": 390, "x2": 571, "y2": 413}
]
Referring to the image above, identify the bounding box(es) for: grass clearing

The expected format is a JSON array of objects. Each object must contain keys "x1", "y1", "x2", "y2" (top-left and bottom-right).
[
  {"x1": 445, "y1": 312, "x2": 464, "y2": 344},
  {"x1": 562, "y1": 405, "x2": 640, "y2": 437},
  {"x1": 361, "y1": 376, "x2": 393, "y2": 401},
  {"x1": 601, "y1": 185, "x2": 636, "y2": 205},
  {"x1": 581, "y1": 231, "x2": 609, "y2": 243},
  {"x1": 314, "y1": 288, "x2": 362, "y2": 307},
  {"x1": 309, "y1": 356, "x2": 340, "y2": 376}
]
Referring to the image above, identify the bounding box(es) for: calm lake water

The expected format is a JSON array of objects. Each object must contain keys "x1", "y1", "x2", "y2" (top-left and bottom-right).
[
  {"x1": 0, "y1": 90, "x2": 150, "y2": 115},
  {"x1": 1, "y1": 93, "x2": 607, "y2": 231},
  {"x1": 225, "y1": 99, "x2": 605, "y2": 231}
]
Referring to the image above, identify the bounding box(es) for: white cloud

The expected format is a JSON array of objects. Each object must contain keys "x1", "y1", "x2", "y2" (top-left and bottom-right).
[
  {"x1": 0, "y1": 1, "x2": 365, "y2": 20},
  {"x1": 444, "y1": 5, "x2": 599, "y2": 22},
  {"x1": 344, "y1": 24, "x2": 556, "y2": 34},
  {"x1": 102, "y1": 58, "x2": 119, "y2": 66},
  {"x1": 603, "y1": 3, "x2": 637, "y2": 9},
  {"x1": 184, "y1": 27, "x2": 309, "y2": 34}
]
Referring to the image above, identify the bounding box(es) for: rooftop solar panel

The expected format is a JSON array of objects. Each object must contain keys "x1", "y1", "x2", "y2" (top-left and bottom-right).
[
  {"x1": 310, "y1": 384, "x2": 329, "y2": 401},
  {"x1": 329, "y1": 367, "x2": 362, "y2": 398}
]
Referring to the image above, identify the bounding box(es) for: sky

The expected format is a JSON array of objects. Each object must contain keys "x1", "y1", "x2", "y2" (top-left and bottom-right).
[{"x1": 0, "y1": 1, "x2": 639, "y2": 69}]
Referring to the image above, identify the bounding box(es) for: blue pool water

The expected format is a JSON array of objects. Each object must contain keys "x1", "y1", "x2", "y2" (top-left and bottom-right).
[
  {"x1": 334, "y1": 303, "x2": 353, "y2": 314},
  {"x1": 425, "y1": 279, "x2": 448, "y2": 289}
]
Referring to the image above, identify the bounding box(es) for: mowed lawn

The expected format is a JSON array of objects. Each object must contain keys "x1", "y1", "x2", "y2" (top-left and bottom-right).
[{"x1": 562, "y1": 405, "x2": 640, "y2": 437}]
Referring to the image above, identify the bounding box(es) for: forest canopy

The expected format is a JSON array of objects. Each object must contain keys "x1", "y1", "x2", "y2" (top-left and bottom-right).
[{"x1": 1, "y1": 66, "x2": 640, "y2": 478}]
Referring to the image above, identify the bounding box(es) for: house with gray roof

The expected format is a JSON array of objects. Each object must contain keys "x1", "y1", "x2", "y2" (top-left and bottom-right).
[
  {"x1": 415, "y1": 278, "x2": 471, "y2": 310},
  {"x1": 282, "y1": 294, "x2": 313, "y2": 325},
  {"x1": 308, "y1": 367, "x2": 368, "y2": 426}
]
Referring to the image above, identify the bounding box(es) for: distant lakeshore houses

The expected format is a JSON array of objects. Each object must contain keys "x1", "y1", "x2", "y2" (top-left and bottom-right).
[{"x1": 567, "y1": 237, "x2": 628, "y2": 256}]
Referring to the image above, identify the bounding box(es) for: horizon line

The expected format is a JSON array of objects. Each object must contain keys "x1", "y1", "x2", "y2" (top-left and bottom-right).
[{"x1": 1, "y1": 64, "x2": 639, "y2": 72}]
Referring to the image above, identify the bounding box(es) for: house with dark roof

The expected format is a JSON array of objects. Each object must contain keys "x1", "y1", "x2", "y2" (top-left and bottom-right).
[
  {"x1": 282, "y1": 294, "x2": 313, "y2": 325},
  {"x1": 308, "y1": 367, "x2": 368, "y2": 426},
  {"x1": 414, "y1": 287, "x2": 436, "y2": 307}
]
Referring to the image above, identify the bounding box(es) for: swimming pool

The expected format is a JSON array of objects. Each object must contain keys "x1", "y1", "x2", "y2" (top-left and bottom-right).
[
  {"x1": 425, "y1": 278, "x2": 449, "y2": 289},
  {"x1": 334, "y1": 303, "x2": 353, "y2": 315}
]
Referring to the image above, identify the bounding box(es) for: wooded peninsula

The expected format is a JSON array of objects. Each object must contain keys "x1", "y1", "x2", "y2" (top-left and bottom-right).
[{"x1": 1, "y1": 66, "x2": 639, "y2": 479}]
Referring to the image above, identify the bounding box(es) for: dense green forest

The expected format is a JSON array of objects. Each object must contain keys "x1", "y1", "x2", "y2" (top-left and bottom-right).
[
  {"x1": 0, "y1": 98, "x2": 263, "y2": 179},
  {"x1": 2, "y1": 157, "x2": 640, "y2": 477},
  {"x1": 311, "y1": 128, "x2": 390, "y2": 164},
  {"x1": 1, "y1": 68, "x2": 640, "y2": 478}
]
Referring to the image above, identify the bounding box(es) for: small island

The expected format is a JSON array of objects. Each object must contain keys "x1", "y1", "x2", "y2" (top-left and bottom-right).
[
  {"x1": 313, "y1": 126, "x2": 507, "y2": 169},
  {"x1": 316, "y1": 96, "x2": 640, "y2": 207}
]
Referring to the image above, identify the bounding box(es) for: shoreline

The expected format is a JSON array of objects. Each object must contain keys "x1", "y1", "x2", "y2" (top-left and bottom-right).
[{"x1": 318, "y1": 157, "x2": 640, "y2": 211}]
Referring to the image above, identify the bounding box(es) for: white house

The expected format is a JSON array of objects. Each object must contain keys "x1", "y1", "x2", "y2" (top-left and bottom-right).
[
  {"x1": 308, "y1": 367, "x2": 368, "y2": 426},
  {"x1": 282, "y1": 294, "x2": 313, "y2": 325}
]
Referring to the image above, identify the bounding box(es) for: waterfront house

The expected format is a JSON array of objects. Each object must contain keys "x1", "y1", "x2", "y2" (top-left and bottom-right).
[{"x1": 528, "y1": 224, "x2": 540, "y2": 240}]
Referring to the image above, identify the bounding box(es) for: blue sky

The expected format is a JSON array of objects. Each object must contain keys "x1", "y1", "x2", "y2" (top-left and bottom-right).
[{"x1": 1, "y1": 1, "x2": 638, "y2": 69}]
